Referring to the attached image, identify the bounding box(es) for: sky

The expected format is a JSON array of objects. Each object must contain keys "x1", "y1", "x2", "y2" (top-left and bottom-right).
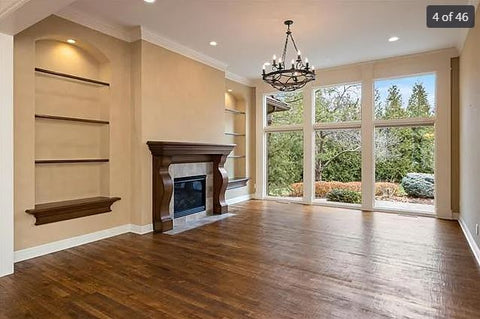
[{"x1": 375, "y1": 74, "x2": 436, "y2": 111}]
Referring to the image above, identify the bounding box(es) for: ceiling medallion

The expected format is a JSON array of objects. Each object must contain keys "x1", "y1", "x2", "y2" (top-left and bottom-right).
[{"x1": 262, "y1": 20, "x2": 315, "y2": 92}]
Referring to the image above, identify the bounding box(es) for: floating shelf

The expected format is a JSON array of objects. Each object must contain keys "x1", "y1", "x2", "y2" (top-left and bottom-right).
[
  {"x1": 35, "y1": 114, "x2": 109, "y2": 125},
  {"x1": 35, "y1": 67, "x2": 110, "y2": 87},
  {"x1": 225, "y1": 108, "x2": 246, "y2": 115},
  {"x1": 228, "y1": 155, "x2": 246, "y2": 159},
  {"x1": 26, "y1": 196, "x2": 121, "y2": 225},
  {"x1": 35, "y1": 159, "x2": 109, "y2": 164},
  {"x1": 225, "y1": 132, "x2": 246, "y2": 136},
  {"x1": 227, "y1": 177, "x2": 249, "y2": 190}
]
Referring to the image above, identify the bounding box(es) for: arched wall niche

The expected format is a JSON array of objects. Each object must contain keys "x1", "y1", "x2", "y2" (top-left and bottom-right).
[
  {"x1": 33, "y1": 36, "x2": 112, "y2": 205},
  {"x1": 35, "y1": 36, "x2": 110, "y2": 82}
]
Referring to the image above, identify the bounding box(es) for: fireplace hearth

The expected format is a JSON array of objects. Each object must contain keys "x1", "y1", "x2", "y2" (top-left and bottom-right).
[{"x1": 174, "y1": 175, "x2": 206, "y2": 218}]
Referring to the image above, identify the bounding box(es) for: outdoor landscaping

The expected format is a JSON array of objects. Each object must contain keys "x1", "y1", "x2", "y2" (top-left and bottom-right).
[{"x1": 267, "y1": 76, "x2": 435, "y2": 207}]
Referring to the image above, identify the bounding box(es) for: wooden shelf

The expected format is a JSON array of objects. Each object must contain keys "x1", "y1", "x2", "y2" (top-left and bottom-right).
[
  {"x1": 35, "y1": 114, "x2": 109, "y2": 125},
  {"x1": 35, "y1": 67, "x2": 110, "y2": 87},
  {"x1": 26, "y1": 196, "x2": 121, "y2": 225},
  {"x1": 225, "y1": 108, "x2": 246, "y2": 115},
  {"x1": 225, "y1": 132, "x2": 246, "y2": 136},
  {"x1": 227, "y1": 177, "x2": 249, "y2": 190},
  {"x1": 228, "y1": 155, "x2": 246, "y2": 159},
  {"x1": 35, "y1": 159, "x2": 109, "y2": 164}
]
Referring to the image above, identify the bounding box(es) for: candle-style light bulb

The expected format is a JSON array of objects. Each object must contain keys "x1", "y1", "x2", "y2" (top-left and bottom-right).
[
  {"x1": 263, "y1": 64, "x2": 266, "y2": 75},
  {"x1": 305, "y1": 57, "x2": 309, "y2": 68},
  {"x1": 291, "y1": 59, "x2": 295, "y2": 68}
]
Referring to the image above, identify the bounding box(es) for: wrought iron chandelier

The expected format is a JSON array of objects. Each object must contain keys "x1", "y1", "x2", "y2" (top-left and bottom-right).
[{"x1": 262, "y1": 20, "x2": 315, "y2": 92}]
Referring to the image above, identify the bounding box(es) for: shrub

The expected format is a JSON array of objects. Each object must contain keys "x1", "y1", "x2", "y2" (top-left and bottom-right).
[
  {"x1": 401, "y1": 173, "x2": 434, "y2": 198},
  {"x1": 375, "y1": 182, "x2": 400, "y2": 197},
  {"x1": 326, "y1": 189, "x2": 361, "y2": 204}
]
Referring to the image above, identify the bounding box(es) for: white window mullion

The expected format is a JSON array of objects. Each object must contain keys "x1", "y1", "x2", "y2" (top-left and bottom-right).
[
  {"x1": 303, "y1": 86, "x2": 314, "y2": 204},
  {"x1": 361, "y1": 65, "x2": 375, "y2": 211}
]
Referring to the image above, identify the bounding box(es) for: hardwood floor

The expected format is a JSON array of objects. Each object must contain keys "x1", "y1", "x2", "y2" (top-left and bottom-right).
[{"x1": 1, "y1": 200, "x2": 479, "y2": 318}]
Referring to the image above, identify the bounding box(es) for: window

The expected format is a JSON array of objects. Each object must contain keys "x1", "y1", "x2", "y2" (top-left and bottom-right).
[
  {"x1": 267, "y1": 131, "x2": 303, "y2": 197},
  {"x1": 315, "y1": 83, "x2": 361, "y2": 123},
  {"x1": 374, "y1": 74, "x2": 436, "y2": 213},
  {"x1": 266, "y1": 91, "x2": 303, "y2": 126},
  {"x1": 265, "y1": 91, "x2": 304, "y2": 198},
  {"x1": 314, "y1": 129, "x2": 361, "y2": 203},
  {"x1": 375, "y1": 74, "x2": 436, "y2": 120},
  {"x1": 314, "y1": 83, "x2": 362, "y2": 205}
]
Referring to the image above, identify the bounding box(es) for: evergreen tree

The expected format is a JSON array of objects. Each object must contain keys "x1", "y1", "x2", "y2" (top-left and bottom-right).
[
  {"x1": 407, "y1": 82, "x2": 431, "y2": 117},
  {"x1": 383, "y1": 85, "x2": 406, "y2": 119}
]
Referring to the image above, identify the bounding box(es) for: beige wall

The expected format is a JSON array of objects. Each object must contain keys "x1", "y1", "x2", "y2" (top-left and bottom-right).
[
  {"x1": 14, "y1": 16, "x2": 132, "y2": 250},
  {"x1": 13, "y1": 16, "x2": 256, "y2": 249},
  {"x1": 459, "y1": 9, "x2": 480, "y2": 247}
]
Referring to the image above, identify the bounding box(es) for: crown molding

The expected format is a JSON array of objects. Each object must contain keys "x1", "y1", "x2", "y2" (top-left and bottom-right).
[
  {"x1": 0, "y1": 0, "x2": 31, "y2": 21},
  {"x1": 56, "y1": 7, "x2": 135, "y2": 42},
  {"x1": 225, "y1": 71, "x2": 254, "y2": 87},
  {"x1": 139, "y1": 26, "x2": 227, "y2": 72},
  {"x1": 56, "y1": 8, "x2": 259, "y2": 81}
]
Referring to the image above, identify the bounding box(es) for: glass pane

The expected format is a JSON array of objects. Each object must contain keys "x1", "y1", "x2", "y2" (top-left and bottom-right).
[
  {"x1": 375, "y1": 74, "x2": 436, "y2": 120},
  {"x1": 375, "y1": 126, "x2": 435, "y2": 213},
  {"x1": 266, "y1": 91, "x2": 303, "y2": 126},
  {"x1": 267, "y1": 131, "x2": 303, "y2": 197},
  {"x1": 315, "y1": 83, "x2": 361, "y2": 123},
  {"x1": 314, "y1": 130, "x2": 361, "y2": 204}
]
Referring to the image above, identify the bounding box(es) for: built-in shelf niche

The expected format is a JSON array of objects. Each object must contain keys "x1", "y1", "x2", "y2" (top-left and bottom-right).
[
  {"x1": 225, "y1": 91, "x2": 249, "y2": 189},
  {"x1": 27, "y1": 39, "x2": 120, "y2": 225}
]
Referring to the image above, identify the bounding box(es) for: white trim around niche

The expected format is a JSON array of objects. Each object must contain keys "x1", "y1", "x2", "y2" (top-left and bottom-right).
[{"x1": 0, "y1": 33, "x2": 14, "y2": 277}]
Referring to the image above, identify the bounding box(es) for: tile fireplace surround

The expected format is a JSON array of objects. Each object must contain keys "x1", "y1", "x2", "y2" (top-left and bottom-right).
[
  {"x1": 169, "y1": 163, "x2": 213, "y2": 226},
  {"x1": 147, "y1": 141, "x2": 235, "y2": 232}
]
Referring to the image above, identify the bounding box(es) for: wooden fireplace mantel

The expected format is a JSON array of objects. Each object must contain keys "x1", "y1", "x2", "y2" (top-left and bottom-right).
[{"x1": 147, "y1": 141, "x2": 235, "y2": 232}]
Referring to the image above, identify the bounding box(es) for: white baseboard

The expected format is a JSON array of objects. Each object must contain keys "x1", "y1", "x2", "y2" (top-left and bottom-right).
[
  {"x1": 227, "y1": 194, "x2": 253, "y2": 205},
  {"x1": 14, "y1": 224, "x2": 132, "y2": 263},
  {"x1": 14, "y1": 195, "x2": 253, "y2": 263},
  {"x1": 458, "y1": 217, "x2": 480, "y2": 266},
  {"x1": 129, "y1": 223, "x2": 153, "y2": 235}
]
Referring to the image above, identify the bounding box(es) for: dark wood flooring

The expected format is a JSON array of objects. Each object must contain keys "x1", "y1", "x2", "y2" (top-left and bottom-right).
[{"x1": 1, "y1": 200, "x2": 479, "y2": 318}]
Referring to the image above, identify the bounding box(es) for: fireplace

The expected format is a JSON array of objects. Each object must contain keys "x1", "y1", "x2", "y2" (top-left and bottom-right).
[{"x1": 174, "y1": 175, "x2": 206, "y2": 218}]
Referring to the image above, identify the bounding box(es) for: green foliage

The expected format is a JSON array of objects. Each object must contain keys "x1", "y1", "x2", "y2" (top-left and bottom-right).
[
  {"x1": 401, "y1": 173, "x2": 434, "y2": 198},
  {"x1": 326, "y1": 189, "x2": 361, "y2": 204},
  {"x1": 266, "y1": 78, "x2": 435, "y2": 198}
]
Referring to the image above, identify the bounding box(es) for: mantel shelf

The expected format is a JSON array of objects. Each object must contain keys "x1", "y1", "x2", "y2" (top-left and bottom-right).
[
  {"x1": 227, "y1": 155, "x2": 246, "y2": 159},
  {"x1": 225, "y1": 132, "x2": 246, "y2": 136},
  {"x1": 35, "y1": 114, "x2": 109, "y2": 125},
  {"x1": 227, "y1": 177, "x2": 250, "y2": 190},
  {"x1": 225, "y1": 108, "x2": 246, "y2": 115},
  {"x1": 26, "y1": 196, "x2": 121, "y2": 225},
  {"x1": 35, "y1": 159, "x2": 109, "y2": 164},
  {"x1": 35, "y1": 67, "x2": 110, "y2": 87}
]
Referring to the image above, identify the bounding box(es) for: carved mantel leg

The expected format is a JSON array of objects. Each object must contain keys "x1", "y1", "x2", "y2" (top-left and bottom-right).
[
  {"x1": 213, "y1": 154, "x2": 229, "y2": 214},
  {"x1": 152, "y1": 156, "x2": 173, "y2": 232}
]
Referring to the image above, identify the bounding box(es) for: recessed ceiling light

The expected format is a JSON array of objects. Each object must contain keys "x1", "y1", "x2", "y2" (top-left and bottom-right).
[
  {"x1": 227, "y1": 89, "x2": 233, "y2": 92},
  {"x1": 144, "y1": 0, "x2": 156, "y2": 3},
  {"x1": 67, "y1": 39, "x2": 76, "y2": 44},
  {"x1": 209, "y1": 41, "x2": 217, "y2": 46},
  {"x1": 388, "y1": 36, "x2": 399, "y2": 42}
]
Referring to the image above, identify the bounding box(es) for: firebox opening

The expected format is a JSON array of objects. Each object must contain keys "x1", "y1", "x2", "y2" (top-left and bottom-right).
[{"x1": 173, "y1": 175, "x2": 206, "y2": 219}]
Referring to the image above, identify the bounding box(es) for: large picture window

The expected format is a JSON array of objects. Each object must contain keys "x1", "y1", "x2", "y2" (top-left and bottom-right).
[{"x1": 260, "y1": 68, "x2": 441, "y2": 216}]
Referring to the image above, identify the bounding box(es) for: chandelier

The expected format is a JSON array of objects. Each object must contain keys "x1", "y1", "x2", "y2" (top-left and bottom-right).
[{"x1": 262, "y1": 20, "x2": 315, "y2": 92}]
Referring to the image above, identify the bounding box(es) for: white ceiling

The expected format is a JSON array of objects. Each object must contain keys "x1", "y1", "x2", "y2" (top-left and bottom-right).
[{"x1": 60, "y1": 0, "x2": 468, "y2": 81}]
